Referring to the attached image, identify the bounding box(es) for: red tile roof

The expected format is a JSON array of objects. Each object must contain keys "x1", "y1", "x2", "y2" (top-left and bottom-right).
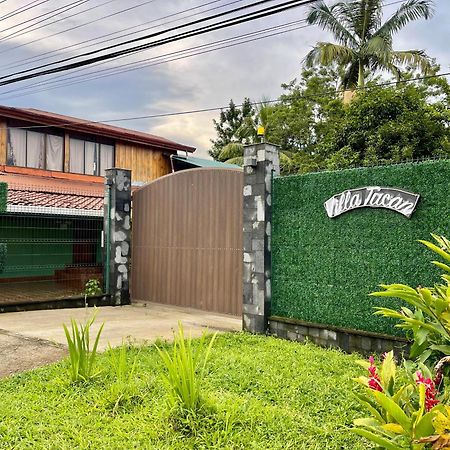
[
  {"x1": 0, "y1": 167, "x2": 104, "y2": 213},
  {"x1": 0, "y1": 105, "x2": 195, "y2": 153}
]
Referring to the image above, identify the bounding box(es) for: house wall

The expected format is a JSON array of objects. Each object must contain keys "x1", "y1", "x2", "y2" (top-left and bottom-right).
[
  {"x1": 0, "y1": 120, "x2": 7, "y2": 165},
  {"x1": 115, "y1": 141, "x2": 172, "y2": 183},
  {"x1": 0, "y1": 124, "x2": 173, "y2": 183}
]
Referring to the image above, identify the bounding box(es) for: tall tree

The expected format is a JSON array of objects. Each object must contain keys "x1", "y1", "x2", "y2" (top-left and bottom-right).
[
  {"x1": 305, "y1": 0, "x2": 434, "y2": 88},
  {"x1": 209, "y1": 98, "x2": 254, "y2": 159},
  {"x1": 318, "y1": 77, "x2": 450, "y2": 169}
]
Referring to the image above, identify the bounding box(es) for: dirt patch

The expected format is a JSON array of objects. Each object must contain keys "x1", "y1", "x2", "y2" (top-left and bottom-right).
[{"x1": 0, "y1": 330, "x2": 67, "y2": 378}]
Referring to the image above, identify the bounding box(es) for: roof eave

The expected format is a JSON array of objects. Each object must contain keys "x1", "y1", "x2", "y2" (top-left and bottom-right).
[{"x1": 0, "y1": 106, "x2": 196, "y2": 153}]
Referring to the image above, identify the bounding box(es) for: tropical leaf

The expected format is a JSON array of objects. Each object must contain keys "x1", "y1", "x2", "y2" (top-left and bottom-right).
[
  {"x1": 306, "y1": 1, "x2": 358, "y2": 46},
  {"x1": 374, "y1": 0, "x2": 434, "y2": 38}
]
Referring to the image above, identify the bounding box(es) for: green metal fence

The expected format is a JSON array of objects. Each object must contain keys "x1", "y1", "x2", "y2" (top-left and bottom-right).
[{"x1": 0, "y1": 180, "x2": 105, "y2": 306}]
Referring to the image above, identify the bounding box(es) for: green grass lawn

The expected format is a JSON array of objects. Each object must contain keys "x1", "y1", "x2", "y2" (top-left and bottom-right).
[{"x1": 0, "y1": 333, "x2": 372, "y2": 449}]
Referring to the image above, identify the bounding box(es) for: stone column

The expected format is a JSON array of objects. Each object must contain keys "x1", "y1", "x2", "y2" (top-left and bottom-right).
[
  {"x1": 242, "y1": 143, "x2": 280, "y2": 333},
  {"x1": 104, "y1": 168, "x2": 131, "y2": 306}
]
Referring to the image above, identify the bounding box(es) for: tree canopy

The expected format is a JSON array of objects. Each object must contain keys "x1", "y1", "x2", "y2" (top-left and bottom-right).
[{"x1": 305, "y1": 0, "x2": 434, "y2": 88}]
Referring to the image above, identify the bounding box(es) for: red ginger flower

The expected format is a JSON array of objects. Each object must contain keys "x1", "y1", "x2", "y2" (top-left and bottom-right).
[
  {"x1": 368, "y1": 356, "x2": 383, "y2": 392},
  {"x1": 416, "y1": 371, "x2": 440, "y2": 412}
]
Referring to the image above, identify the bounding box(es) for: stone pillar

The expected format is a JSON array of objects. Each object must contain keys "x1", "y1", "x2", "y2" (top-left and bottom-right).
[
  {"x1": 104, "y1": 168, "x2": 131, "y2": 306},
  {"x1": 242, "y1": 143, "x2": 280, "y2": 333}
]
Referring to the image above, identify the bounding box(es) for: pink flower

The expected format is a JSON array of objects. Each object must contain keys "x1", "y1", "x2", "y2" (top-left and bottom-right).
[
  {"x1": 416, "y1": 371, "x2": 440, "y2": 411},
  {"x1": 368, "y1": 356, "x2": 383, "y2": 392}
]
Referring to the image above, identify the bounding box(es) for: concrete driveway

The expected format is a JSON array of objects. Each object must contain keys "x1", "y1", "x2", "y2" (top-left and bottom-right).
[{"x1": 0, "y1": 302, "x2": 241, "y2": 378}]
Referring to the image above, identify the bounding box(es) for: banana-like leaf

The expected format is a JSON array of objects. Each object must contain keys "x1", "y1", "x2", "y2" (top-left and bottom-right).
[
  {"x1": 351, "y1": 428, "x2": 406, "y2": 450},
  {"x1": 371, "y1": 391, "x2": 412, "y2": 432},
  {"x1": 419, "y1": 240, "x2": 450, "y2": 264}
]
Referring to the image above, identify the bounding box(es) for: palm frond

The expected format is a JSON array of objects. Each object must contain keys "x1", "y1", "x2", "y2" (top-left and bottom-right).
[
  {"x1": 305, "y1": 42, "x2": 356, "y2": 68},
  {"x1": 362, "y1": 34, "x2": 392, "y2": 63},
  {"x1": 306, "y1": 1, "x2": 358, "y2": 46},
  {"x1": 374, "y1": 0, "x2": 434, "y2": 38},
  {"x1": 225, "y1": 156, "x2": 244, "y2": 166},
  {"x1": 217, "y1": 142, "x2": 244, "y2": 162},
  {"x1": 391, "y1": 49, "x2": 433, "y2": 74}
]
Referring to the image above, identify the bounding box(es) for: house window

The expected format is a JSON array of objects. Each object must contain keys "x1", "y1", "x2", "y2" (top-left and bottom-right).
[
  {"x1": 69, "y1": 138, "x2": 114, "y2": 176},
  {"x1": 7, "y1": 128, "x2": 64, "y2": 171}
]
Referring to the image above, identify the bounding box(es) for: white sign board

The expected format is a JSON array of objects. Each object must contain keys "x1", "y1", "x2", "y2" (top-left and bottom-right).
[{"x1": 324, "y1": 186, "x2": 420, "y2": 219}]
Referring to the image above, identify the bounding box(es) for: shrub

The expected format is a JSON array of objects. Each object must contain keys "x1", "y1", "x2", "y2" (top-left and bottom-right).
[
  {"x1": 155, "y1": 323, "x2": 217, "y2": 413},
  {"x1": 63, "y1": 309, "x2": 104, "y2": 382},
  {"x1": 352, "y1": 351, "x2": 444, "y2": 449},
  {"x1": 84, "y1": 279, "x2": 102, "y2": 297}
]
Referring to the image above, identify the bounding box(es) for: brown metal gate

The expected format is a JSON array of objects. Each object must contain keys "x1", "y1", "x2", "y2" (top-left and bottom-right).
[{"x1": 131, "y1": 168, "x2": 243, "y2": 316}]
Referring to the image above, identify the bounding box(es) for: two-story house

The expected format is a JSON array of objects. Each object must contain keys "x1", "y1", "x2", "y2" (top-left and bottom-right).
[{"x1": 0, "y1": 105, "x2": 195, "y2": 306}]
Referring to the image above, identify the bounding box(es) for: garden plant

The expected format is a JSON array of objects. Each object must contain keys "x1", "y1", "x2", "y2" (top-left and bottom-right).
[
  {"x1": 63, "y1": 309, "x2": 104, "y2": 383},
  {"x1": 353, "y1": 235, "x2": 450, "y2": 449}
]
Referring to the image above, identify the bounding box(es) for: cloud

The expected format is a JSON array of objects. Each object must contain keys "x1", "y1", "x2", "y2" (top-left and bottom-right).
[{"x1": 0, "y1": 0, "x2": 447, "y2": 159}]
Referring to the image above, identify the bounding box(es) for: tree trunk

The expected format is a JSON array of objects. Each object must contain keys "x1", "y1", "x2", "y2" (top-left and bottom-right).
[{"x1": 358, "y1": 60, "x2": 365, "y2": 87}]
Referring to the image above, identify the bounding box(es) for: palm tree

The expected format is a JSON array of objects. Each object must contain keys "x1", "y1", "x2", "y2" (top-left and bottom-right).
[{"x1": 305, "y1": 0, "x2": 434, "y2": 89}]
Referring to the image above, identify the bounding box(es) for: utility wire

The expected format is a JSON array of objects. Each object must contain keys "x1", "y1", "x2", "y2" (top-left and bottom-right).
[
  {"x1": 4, "y1": 71, "x2": 450, "y2": 130},
  {"x1": 0, "y1": 0, "x2": 406, "y2": 96},
  {"x1": 0, "y1": 0, "x2": 157, "y2": 53},
  {"x1": 0, "y1": 0, "x2": 89, "y2": 36},
  {"x1": 0, "y1": 0, "x2": 404, "y2": 69},
  {"x1": 0, "y1": 20, "x2": 311, "y2": 99},
  {"x1": 0, "y1": 0, "x2": 127, "y2": 43},
  {"x1": 0, "y1": 0, "x2": 233, "y2": 70},
  {"x1": 0, "y1": 0, "x2": 320, "y2": 85},
  {"x1": 0, "y1": 0, "x2": 281, "y2": 78},
  {"x1": 0, "y1": 0, "x2": 426, "y2": 100},
  {"x1": 0, "y1": 0, "x2": 53, "y2": 23}
]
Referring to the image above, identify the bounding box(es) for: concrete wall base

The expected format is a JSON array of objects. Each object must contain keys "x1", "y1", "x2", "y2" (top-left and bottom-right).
[{"x1": 269, "y1": 316, "x2": 410, "y2": 356}]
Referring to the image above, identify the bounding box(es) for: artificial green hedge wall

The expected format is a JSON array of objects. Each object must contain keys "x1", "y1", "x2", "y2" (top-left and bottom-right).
[{"x1": 271, "y1": 160, "x2": 450, "y2": 336}]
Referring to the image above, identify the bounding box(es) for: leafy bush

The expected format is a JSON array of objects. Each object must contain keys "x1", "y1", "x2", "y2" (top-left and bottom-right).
[
  {"x1": 352, "y1": 351, "x2": 444, "y2": 449},
  {"x1": 84, "y1": 279, "x2": 102, "y2": 297},
  {"x1": 63, "y1": 309, "x2": 104, "y2": 382},
  {"x1": 155, "y1": 323, "x2": 217, "y2": 413},
  {"x1": 373, "y1": 235, "x2": 450, "y2": 364}
]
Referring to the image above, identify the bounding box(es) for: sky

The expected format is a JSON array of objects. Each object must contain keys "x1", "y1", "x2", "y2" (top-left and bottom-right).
[{"x1": 0, "y1": 0, "x2": 448, "y2": 158}]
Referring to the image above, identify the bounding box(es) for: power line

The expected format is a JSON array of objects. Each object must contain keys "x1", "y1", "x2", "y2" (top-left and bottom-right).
[
  {"x1": 0, "y1": 0, "x2": 320, "y2": 86},
  {"x1": 0, "y1": 0, "x2": 233, "y2": 70},
  {"x1": 0, "y1": 0, "x2": 404, "y2": 70},
  {"x1": 0, "y1": 20, "x2": 311, "y2": 100},
  {"x1": 4, "y1": 71, "x2": 450, "y2": 130},
  {"x1": 0, "y1": 0, "x2": 281, "y2": 78},
  {"x1": 0, "y1": 0, "x2": 157, "y2": 53},
  {"x1": 0, "y1": 0, "x2": 88, "y2": 36},
  {"x1": 0, "y1": 0, "x2": 53, "y2": 23},
  {"x1": 0, "y1": 0, "x2": 407, "y2": 97},
  {"x1": 0, "y1": 0, "x2": 126, "y2": 43}
]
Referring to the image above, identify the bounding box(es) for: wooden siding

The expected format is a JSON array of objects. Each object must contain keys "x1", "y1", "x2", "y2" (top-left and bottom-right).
[
  {"x1": 0, "y1": 121, "x2": 7, "y2": 165},
  {"x1": 132, "y1": 168, "x2": 243, "y2": 316},
  {"x1": 115, "y1": 141, "x2": 172, "y2": 183}
]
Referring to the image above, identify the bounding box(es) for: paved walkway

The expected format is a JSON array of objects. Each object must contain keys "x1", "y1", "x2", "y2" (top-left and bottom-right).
[{"x1": 0, "y1": 302, "x2": 241, "y2": 378}]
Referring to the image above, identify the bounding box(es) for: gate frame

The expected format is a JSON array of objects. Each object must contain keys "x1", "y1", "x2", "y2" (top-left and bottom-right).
[{"x1": 242, "y1": 143, "x2": 280, "y2": 334}]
